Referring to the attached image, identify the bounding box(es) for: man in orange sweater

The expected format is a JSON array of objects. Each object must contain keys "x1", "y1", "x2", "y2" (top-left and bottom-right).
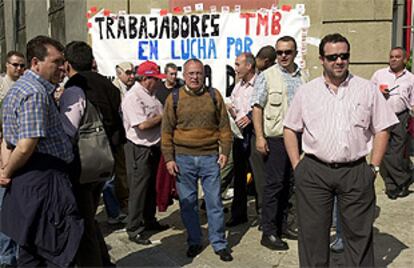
[{"x1": 162, "y1": 59, "x2": 233, "y2": 262}]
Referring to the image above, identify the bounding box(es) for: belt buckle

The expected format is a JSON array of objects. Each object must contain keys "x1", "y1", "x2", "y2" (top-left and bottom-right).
[{"x1": 331, "y1": 163, "x2": 340, "y2": 168}]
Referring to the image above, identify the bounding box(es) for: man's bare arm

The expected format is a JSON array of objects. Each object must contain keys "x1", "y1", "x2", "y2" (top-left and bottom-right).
[
  {"x1": 2, "y1": 138, "x2": 39, "y2": 178},
  {"x1": 1, "y1": 138, "x2": 12, "y2": 168},
  {"x1": 252, "y1": 105, "x2": 269, "y2": 155},
  {"x1": 284, "y1": 128, "x2": 301, "y2": 169},
  {"x1": 137, "y1": 114, "x2": 162, "y2": 131},
  {"x1": 370, "y1": 130, "x2": 389, "y2": 166}
]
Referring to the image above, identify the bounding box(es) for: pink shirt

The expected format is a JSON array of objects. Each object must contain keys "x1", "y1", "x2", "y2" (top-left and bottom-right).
[
  {"x1": 230, "y1": 75, "x2": 256, "y2": 121},
  {"x1": 59, "y1": 86, "x2": 86, "y2": 138},
  {"x1": 371, "y1": 67, "x2": 414, "y2": 114},
  {"x1": 283, "y1": 74, "x2": 398, "y2": 163},
  {"x1": 121, "y1": 82, "x2": 163, "y2": 146}
]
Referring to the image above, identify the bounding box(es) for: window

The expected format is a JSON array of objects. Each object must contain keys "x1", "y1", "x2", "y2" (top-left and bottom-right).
[{"x1": 49, "y1": 0, "x2": 65, "y2": 44}]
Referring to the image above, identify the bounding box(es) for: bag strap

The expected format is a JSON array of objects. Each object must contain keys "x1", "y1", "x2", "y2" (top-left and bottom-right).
[
  {"x1": 77, "y1": 98, "x2": 106, "y2": 139},
  {"x1": 172, "y1": 86, "x2": 217, "y2": 114},
  {"x1": 172, "y1": 87, "x2": 180, "y2": 115}
]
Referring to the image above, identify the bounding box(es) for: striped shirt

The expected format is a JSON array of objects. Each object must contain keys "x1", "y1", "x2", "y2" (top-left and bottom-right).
[
  {"x1": 230, "y1": 74, "x2": 255, "y2": 121},
  {"x1": 2, "y1": 70, "x2": 74, "y2": 163},
  {"x1": 371, "y1": 67, "x2": 414, "y2": 114},
  {"x1": 283, "y1": 74, "x2": 399, "y2": 163}
]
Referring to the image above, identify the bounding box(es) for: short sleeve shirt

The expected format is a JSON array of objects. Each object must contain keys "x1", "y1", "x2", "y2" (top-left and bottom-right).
[
  {"x1": 122, "y1": 82, "x2": 163, "y2": 146},
  {"x1": 371, "y1": 67, "x2": 414, "y2": 114},
  {"x1": 230, "y1": 75, "x2": 255, "y2": 121},
  {"x1": 283, "y1": 74, "x2": 399, "y2": 163},
  {"x1": 250, "y1": 64, "x2": 303, "y2": 108},
  {"x1": 2, "y1": 70, "x2": 74, "y2": 163}
]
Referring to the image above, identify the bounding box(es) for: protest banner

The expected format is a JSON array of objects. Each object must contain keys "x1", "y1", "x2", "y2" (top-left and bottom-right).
[{"x1": 88, "y1": 6, "x2": 309, "y2": 97}]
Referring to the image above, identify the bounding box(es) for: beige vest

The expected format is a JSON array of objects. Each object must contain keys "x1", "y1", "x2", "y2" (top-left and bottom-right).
[{"x1": 263, "y1": 66, "x2": 307, "y2": 137}]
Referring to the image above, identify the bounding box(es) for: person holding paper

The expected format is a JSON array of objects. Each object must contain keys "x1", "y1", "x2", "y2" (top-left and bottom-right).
[
  {"x1": 226, "y1": 52, "x2": 256, "y2": 227},
  {"x1": 371, "y1": 47, "x2": 414, "y2": 199}
]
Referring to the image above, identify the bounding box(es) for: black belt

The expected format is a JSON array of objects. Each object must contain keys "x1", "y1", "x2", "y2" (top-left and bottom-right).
[
  {"x1": 127, "y1": 140, "x2": 159, "y2": 149},
  {"x1": 305, "y1": 154, "x2": 365, "y2": 169},
  {"x1": 396, "y1": 109, "x2": 409, "y2": 117}
]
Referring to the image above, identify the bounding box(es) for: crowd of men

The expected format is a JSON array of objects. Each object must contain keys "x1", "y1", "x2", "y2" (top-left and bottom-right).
[{"x1": 0, "y1": 32, "x2": 412, "y2": 267}]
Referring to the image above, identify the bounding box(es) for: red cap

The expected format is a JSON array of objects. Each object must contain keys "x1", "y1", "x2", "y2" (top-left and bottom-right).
[{"x1": 136, "y1": 61, "x2": 166, "y2": 79}]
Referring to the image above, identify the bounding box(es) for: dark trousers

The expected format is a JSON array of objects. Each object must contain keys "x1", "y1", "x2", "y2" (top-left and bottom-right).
[
  {"x1": 249, "y1": 134, "x2": 265, "y2": 214},
  {"x1": 125, "y1": 141, "x2": 160, "y2": 238},
  {"x1": 230, "y1": 137, "x2": 251, "y2": 220},
  {"x1": 18, "y1": 246, "x2": 62, "y2": 267},
  {"x1": 261, "y1": 137, "x2": 291, "y2": 236},
  {"x1": 295, "y1": 155, "x2": 376, "y2": 267},
  {"x1": 220, "y1": 147, "x2": 234, "y2": 196},
  {"x1": 113, "y1": 144, "x2": 129, "y2": 210},
  {"x1": 72, "y1": 181, "x2": 111, "y2": 267},
  {"x1": 380, "y1": 110, "x2": 411, "y2": 191}
]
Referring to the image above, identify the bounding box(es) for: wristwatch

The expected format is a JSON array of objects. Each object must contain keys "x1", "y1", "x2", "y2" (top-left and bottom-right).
[{"x1": 369, "y1": 164, "x2": 380, "y2": 175}]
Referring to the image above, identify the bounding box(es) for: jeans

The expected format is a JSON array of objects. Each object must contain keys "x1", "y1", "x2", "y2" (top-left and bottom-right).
[
  {"x1": 0, "y1": 187, "x2": 17, "y2": 265},
  {"x1": 332, "y1": 196, "x2": 343, "y2": 246},
  {"x1": 175, "y1": 154, "x2": 227, "y2": 252},
  {"x1": 102, "y1": 176, "x2": 121, "y2": 218}
]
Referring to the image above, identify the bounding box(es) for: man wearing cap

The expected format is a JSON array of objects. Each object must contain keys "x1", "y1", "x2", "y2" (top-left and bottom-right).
[
  {"x1": 122, "y1": 60, "x2": 169, "y2": 245},
  {"x1": 113, "y1": 62, "x2": 135, "y2": 99},
  {"x1": 111, "y1": 62, "x2": 135, "y2": 218}
]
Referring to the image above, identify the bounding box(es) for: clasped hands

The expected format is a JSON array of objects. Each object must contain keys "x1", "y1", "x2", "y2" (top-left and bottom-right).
[{"x1": 0, "y1": 166, "x2": 11, "y2": 187}]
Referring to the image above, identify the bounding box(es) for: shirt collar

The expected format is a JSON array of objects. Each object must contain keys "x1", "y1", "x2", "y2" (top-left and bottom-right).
[
  {"x1": 240, "y1": 74, "x2": 256, "y2": 87},
  {"x1": 137, "y1": 82, "x2": 153, "y2": 96},
  {"x1": 118, "y1": 79, "x2": 129, "y2": 92},
  {"x1": 5, "y1": 74, "x2": 13, "y2": 84},
  {"x1": 277, "y1": 64, "x2": 301, "y2": 77},
  {"x1": 323, "y1": 72, "x2": 353, "y2": 90},
  {"x1": 387, "y1": 67, "x2": 407, "y2": 78},
  {"x1": 184, "y1": 85, "x2": 205, "y2": 95},
  {"x1": 26, "y1": 70, "x2": 56, "y2": 95}
]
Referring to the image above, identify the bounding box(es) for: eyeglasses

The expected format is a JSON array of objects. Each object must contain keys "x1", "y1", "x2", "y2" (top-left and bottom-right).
[
  {"x1": 8, "y1": 62, "x2": 25, "y2": 68},
  {"x1": 324, "y1": 53, "x2": 350, "y2": 62},
  {"x1": 276, "y1": 50, "x2": 294, "y2": 56}
]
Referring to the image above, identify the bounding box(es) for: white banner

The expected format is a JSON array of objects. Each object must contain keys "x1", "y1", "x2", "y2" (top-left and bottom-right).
[{"x1": 88, "y1": 7, "x2": 309, "y2": 97}]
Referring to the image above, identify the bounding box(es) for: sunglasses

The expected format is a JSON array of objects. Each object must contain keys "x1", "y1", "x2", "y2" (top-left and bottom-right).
[
  {"x1": 276, "y1": 50, "x2": 294, "y2": 56},
  {"x1": 324, "y1": 53, "x2": 350, "y2": 62},
  {"x1": 8, "y1": 62, "x2": 25, "y2": 68}
]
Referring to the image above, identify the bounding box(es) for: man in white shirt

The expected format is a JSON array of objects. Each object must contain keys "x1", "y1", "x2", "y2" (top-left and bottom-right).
[{"x1": 371, "y1": 47, "x2": 414, "y2": 199}]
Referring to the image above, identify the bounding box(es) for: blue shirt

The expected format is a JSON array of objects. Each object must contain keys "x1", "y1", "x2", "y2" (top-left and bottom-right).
[{"x1": 2, "y1": 70, "x2": 74, "y2": 163}]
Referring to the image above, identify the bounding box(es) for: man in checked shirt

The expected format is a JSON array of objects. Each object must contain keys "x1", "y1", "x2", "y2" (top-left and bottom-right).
[
  {"x1": 251, "y1": 36, "x2": 308, "y2": 250},
  {"x1": 283, "y1": 33, "x2": 398, "y2": 267},
  {"x1": 0, "y1": 35, "x2": 82, "y2": 267}
]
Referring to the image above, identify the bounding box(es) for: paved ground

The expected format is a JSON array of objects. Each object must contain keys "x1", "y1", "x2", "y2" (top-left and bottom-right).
[{"x1": 98, "y1": 179, "x2": 414, "y2": 267}]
